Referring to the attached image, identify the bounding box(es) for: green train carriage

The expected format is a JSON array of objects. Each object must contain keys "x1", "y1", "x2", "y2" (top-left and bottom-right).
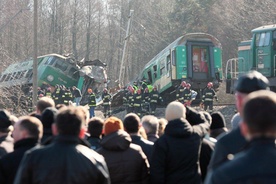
[
  {"x1": 138, "y1": 33, "x2": 223, "y2": 103},
  {"x1": 0, "y1": 54, "x2": 79, "y2": 91},
  {"x1": 0, "y1": 53, "x2": 107, "y2": 95},
  {"x1": 226, "y1": 24, "x2": 276, "y2": 93}
]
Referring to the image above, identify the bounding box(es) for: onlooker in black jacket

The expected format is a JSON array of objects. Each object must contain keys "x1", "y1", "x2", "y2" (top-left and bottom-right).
[
  {"x1": 14, "y1": 106, "x2": 110, "y2": 184},
  {"x1": 86, "y1": 117, "x2": 104, "y2": 150},
  {"x1": 207, "y1": 90, "x2": 276, "y2": 183},
  {"x1": 207, "y1": 71, "x2": 270, "y2": 173},
  {"x1": 0, "y1": 110, "x2": 15, "y2": 158},
  {"x1": 0, "y1": 116, "x2": 42, "y2": 184},
  {"x1": 123, "y1": 113, "x2": 154, "y2": 163},
  {"x1": 150, "y1": 101, "x2": 210, "y2": 184},
  {"x1": 98, "y1": 116, "x2": 149, "y2": 184}
]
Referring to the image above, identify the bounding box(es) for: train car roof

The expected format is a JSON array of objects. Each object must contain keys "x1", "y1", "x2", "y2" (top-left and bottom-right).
[
  {"x1": 38, "y1": 53, "x2": 69, "y2": 59},
  {"x1": 251, "y1": 24, "x2": 276, "y2": 33}
]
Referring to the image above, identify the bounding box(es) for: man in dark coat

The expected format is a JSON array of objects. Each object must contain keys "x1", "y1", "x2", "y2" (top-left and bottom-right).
[
  {"x1": 207, "y1": 90, "x2": 276, "y2": 183},
  {"x1": 0, "y1": 116, "x2": 42, "y2": 184},
  {"x1": 97, "y1": 116, "x2": 149, "y2": 184},
  {"x1": 71, "y1": 86, "x2": 82, "y2": 106},
  {"x1": 123, "y1": 113, "x2": 154, "y2": 163},
  {"x1": 207, "y1": 71, "x2": 270, "y2": 174},
  {"x1": 0, "y1": 110, "x2": 14, "y2": 158},
  {"x1": 14, "y1": 106, "x2": 110, "y2": 184},
  {"x1": 150, "y1": 101, "x2": 210, "y2": 184}
]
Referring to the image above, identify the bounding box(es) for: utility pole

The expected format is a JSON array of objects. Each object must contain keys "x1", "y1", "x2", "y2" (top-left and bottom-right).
[
  {"x1": 118, "y1": 10, "x2": 134, "y2": 86},
  {"x1": 33, "y1": 0, "x2": 38, "y2": 108}
]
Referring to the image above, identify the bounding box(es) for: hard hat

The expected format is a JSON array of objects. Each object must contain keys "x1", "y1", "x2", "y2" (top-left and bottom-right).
[
  {"x1": 181, "y1": 81, "x2": 187, "y2": 87},
  {"x1": 87, "y1": 88, "x2": 92, "y2": 93},
  {"x1": 207, "y1": 82, "x2": 213, "y2": 88}
]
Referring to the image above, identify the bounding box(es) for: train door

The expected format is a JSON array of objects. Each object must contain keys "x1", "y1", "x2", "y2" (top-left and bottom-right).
[
  {"x1": 191, "y1": 46, "x2": 209, "y2": 80},
  {"x1": 254, "y1": 32, "x2": 272, "y2": 77},
  {"x1": 171, "y1": 49, "x2": 177, "y2": 80}
]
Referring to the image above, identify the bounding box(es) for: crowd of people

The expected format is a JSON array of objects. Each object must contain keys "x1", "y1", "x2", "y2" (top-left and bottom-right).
[{"x1": 0, "y1": 70, "x2": 275, "y2": 183}]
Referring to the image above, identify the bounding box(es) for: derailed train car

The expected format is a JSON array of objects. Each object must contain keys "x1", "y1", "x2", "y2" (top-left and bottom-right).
[
  {"x1": 0, "y1": 53, "x2": 107, "y2": 108},
  {"x1": 137, "y1": 33, "x2": 223, "y2": 103}
]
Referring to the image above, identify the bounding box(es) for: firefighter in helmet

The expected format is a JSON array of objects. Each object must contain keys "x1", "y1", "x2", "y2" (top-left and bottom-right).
[
  {"x1": 202, "y1": 82, "x2": 218, "y2": 112},
  {"x1": 87, "y1": 88, "x2": 96, "y2": 118},
  {"x1": 176, "y1": 81, "x2": 186, "y2": 103},
  {"x1": 150, "y1": 86, "x2": 163, "y2": 115},
  {"x1": 133, "y1": 89, "x2": 143, "y2": 117},
  {"x1": 183, "y1": 83, "x2": 192, "y2": 106},
  {"x1": 102, "y1": 88, "x2": 112, "y2": 118}
]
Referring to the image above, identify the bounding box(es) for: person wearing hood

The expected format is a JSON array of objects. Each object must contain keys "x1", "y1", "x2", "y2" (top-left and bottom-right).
[
  {"x1": 150, "y1": 101, "x2": 210, "y2": 184},
  {"x1": 97, "y1": 116, "x2": 149, "y2": 184}
]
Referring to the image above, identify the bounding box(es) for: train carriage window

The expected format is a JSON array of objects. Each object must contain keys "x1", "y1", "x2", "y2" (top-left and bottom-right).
[
  {"x1": 26, "y1": 69, "x2": 33, "y2": 78},
  {"x1": 147, "y1": 70, "x2": 153, "y2": 84},
  {"x1": 0, "y1": 74, "x2": 6, "y2": 82},
  {"x1": 15, "y1": 72, "x2": 22, "y2": 79},
  {"x1": 55, "y1": 59, "x2": 68, "y2": 71},
  {"x1": 10, "y1": 72, "x2": 16, "y2": 80},
  {"x1": 5, "y1": 73, "x2": 12, "y2": 81},
  {"x1": 256, "y1": 32, "x2": 271, "y2": 47},
  {"x1": 153, "y1": 65, "x2": 157, "y2": 79},
  {"x1": 18, "y1": 70, "x2": 26, "y2": 78},
  {"x1": 160, "y1": 58, "x2": 166, "y2": 76},
  {"x1": 167, "y1": 55, "x2": 171, "y2": 71},
  {"x1": 44, "y1": 57, "x2": 56, "y2": 65},
  {"x1": 68, "y1": 67, "x2": 79, "y2": 80},
  {"x1": 172, "y1": 50, "x2": 176, "y2": 66}
]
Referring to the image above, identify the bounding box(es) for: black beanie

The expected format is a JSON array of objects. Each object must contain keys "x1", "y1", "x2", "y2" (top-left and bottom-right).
[
  {"x1": 210, "y1": 111, "x2": 226, "y2": 129},
  {"x1": 41, "y1": 107, "x2": 58, "y2": 129}
]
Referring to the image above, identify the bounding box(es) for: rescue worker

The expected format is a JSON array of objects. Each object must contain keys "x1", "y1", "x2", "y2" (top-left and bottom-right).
[
  {"x1": 102, "y1": 88, "x2": 112, "y2": 118},
  {"x1": 176, "y1": 81, "x2": 186, "y2": 103},
  {"x1": 126, "y1": 86, "x2": 135, "y2": 113},
  {"x1": 141, "y1": 79, "x2": 148, "y2": 94},
  {"x1": 142, "y1": 88, "x2": 151, "y2": 116},
  {"x1": 37, "y1": 87, "x2": 44, "y2": 96},
  {"x1": 183, "y1": 83, "x2": 192, "y2": 106},
  {"x1": 133, "y1": 89, "x2": 143, "y2": 117},
  {"x1": 62, "y1": 87, "x2": 72, "y2": 106},
  {"x1": 52, "y1": 85, "x2": 61, "y2": 105},
  {"x1": 150, "y1": 86, "x2": 163, "y2": 115},
  {"x1": 87, "y1": 88, "x2": 96, "y2": 118},
  {"x1": 122, "y1": 87, "x2": 129, "y2": 111},
  {"x1": 45, "y1": 87, "x2": 52, "y2": 98},
  {"x1": 133, "y1": 81, "x2": 139, "y2": 93},
  {"x1": 202, "y1": 82, "x2": 218, "y2": 112}
]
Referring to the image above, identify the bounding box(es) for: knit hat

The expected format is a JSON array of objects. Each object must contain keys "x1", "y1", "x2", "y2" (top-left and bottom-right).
[
  {"x1": 41, "y1": 107, "x2": 58, "y2": 129},
  {"x1": 210, "y1": 111, "x2": 226, "y2": 129},
  {"x1": 235, "y1": 70, "x2": 270, "y2": 94},
  {"x1": 165, "y1": 101, "x2": 186, "y2": 121},
  {"x1": 104, "y1": 116, "x2": 124, "y2": 135},
  {"x1": 0, "y1": 110, "x2": 12, "y2": 129}
]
